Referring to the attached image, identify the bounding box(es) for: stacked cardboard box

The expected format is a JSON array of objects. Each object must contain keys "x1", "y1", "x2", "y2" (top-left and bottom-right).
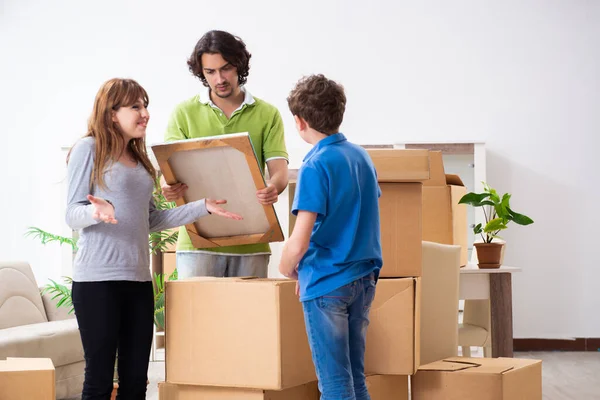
[
  {"x1": 160, "y1": 277, "x2": 318, "y2": 398},
  {"x1": 412, "y1": 357, "x2": 542, "y2": 399},
  {"x1": 0, "y1": 357, "x2": 55, "y2": 399},
  {"x1": 363, "y1": 149, "x2": 429, "y2": 400},
  {"x1": 161, "y1": 274, "x2": 417, "y2": 399}
]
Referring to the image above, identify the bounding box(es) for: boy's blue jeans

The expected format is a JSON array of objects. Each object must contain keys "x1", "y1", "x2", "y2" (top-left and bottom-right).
[{"x1": 302, "y1": 272, "x2": 377, "y2": 400}]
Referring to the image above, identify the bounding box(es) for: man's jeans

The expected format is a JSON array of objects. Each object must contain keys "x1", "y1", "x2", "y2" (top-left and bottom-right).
[
  {"x1": 177, "y1": 252, "x2": 270, "y2": 278},
  {"x1": 302, "y1": 272, "x2": 377, "y2": 400}
]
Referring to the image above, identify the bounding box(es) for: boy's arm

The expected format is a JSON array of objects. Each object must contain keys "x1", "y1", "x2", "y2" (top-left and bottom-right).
[{"x1": 278, "y1": 211, "x2": 317, "y2": 278}]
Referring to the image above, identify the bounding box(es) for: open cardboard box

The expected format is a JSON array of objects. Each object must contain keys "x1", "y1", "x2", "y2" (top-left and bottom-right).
[
  {"x1": 412, "y1": 357, "x2": 542, "y2": 400},
  {"x1": 422, "y1": 151, "x2": 468, "y2": 266}
]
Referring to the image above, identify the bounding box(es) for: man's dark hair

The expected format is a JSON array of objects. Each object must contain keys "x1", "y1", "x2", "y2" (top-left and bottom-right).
[
  {"x1": 187, "y1": 30, "x2": 252, "y2": 87},
  {"x1": 287, "y1": 74, "x2": 346, "y2": 135}
]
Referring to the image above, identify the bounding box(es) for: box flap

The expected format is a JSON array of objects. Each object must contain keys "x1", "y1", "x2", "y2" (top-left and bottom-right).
[
  {"x1": 367, "y1": 149, "x2": 430, "y2": 182},
  {"x1": 446, "y1": 174, "x2": 465, "y2": 187},
  {"x1": 417, "y1": 359, "x2": 480, "y2": 372},
  {"x1": 423, "y1": 151, "x2": 446, "y2": 186},
  {"x1": 421, "y1": 357, "x2": 518, "y2": 375},
  {"x1": 365, "y1": 278, "x2": 417, "y2": 375}
]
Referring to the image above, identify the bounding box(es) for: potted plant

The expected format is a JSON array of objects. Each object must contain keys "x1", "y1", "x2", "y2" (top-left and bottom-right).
[{"x1": 458, "y1": 182, "x2": 534, "y2": 268}]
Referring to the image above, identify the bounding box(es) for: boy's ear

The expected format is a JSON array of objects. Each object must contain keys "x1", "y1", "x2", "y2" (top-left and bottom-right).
[{"x1": 294, "y1": 115, "x2": 307, "y2": 132}]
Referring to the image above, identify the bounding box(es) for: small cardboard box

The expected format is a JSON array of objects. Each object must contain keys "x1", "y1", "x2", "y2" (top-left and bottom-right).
[
  {"x1": 158, "y1": 381, "x2": 320, "y2": 399},
  {"x1": 0, "y1": 357, "x2": 55, "y2": 400},
  {"x1": 366, "y1": 375, "x2": 409, "y2": 400},
  {"x1": 422, "y1": 151, "x2": 468, "y2": 266},
  {"x1": 165, "y1": 278, "x2": 316, "y2": 390},
  {"x1": 288, "y1": 149, "x2": 429, "y2": 278},
  {"x1": 365, "y1": 278, "x2": 421, "y2": 375},
  {"x1": 411, "y1": 357, "x2": 542, "y2": 400}
]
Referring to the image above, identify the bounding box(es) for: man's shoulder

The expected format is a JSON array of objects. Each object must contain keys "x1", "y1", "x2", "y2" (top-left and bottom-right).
[{"x1": 249, "y1": 95, "x2": 280, "y2": 116}]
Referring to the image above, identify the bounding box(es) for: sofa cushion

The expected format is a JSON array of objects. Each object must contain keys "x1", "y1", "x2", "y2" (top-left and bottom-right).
[
  {"x1": 0, "y1": 319, "x2": 84, "y2": 367},
  {"x1": 0, "y1": 262, "x2": 48, "y2": 329}
]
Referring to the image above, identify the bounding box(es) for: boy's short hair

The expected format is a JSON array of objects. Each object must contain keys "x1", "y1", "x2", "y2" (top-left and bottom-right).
[{"x1": 287, "y1": 74, "x2": 346, "y2": 135}]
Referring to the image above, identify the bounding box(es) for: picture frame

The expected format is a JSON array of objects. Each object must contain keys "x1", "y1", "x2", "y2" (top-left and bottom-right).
[{"x1": 151, "y1": 133, "x2": 284, "y2": 248}]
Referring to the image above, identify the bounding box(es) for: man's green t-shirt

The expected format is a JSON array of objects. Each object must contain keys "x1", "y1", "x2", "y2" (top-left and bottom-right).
[{"x1": 164, "y1": 89, "x2": 288, "y2": 255}]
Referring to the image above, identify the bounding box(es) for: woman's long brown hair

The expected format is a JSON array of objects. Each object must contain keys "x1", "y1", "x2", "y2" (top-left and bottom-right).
[{"x1": 69, "y1": 78, "x2": 156, "y2": 190}]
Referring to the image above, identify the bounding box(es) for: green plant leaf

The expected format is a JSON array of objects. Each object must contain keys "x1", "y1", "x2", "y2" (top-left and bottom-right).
[
  {"x1": 473, "y1": 223, "x2": 483, "y2": 234},
  {"x1": 42, "y1": 278, "x2": 74, "y2": 314},
  {"x1": 459, "y1": 192, "x2": 491, "y2": 207},
  {"x1": 25, "y1": 227, "x2": 78, "y2": 251},
  {"x1": 484, "y1": 218, "x2": 508, "y2": 232},
  {"x1": 496, "y1": 193, "x2": 511, "y2": 219},
  {"x1": 507, "y1": 207, "x2": 534, "y2": 225}
]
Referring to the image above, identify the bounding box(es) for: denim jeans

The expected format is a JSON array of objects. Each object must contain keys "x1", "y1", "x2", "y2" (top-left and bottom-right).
[
  {"x1": 176, "y1": 252, "x2": 270, "y2": 278},
  {"x1": 302, "y1": 272, "x2": 377, "y2": 400}
]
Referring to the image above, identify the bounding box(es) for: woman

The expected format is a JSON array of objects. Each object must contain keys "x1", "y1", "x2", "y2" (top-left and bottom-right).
[{"x1": 66, "y1": 78, "x2": 242, "y2": 399}]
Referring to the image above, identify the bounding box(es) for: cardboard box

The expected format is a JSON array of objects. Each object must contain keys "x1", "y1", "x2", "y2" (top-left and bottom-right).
[
  {"x1": 366, "y1": 149, "x2": 430, "y2": 182},
  {"x1": 158, "y1": 381, "x2": 320, "y2": 400},
  {"x1": 365, "y1": 278, "x2": 421, "y2": 375},
  {"x1": 165, "y1": 278, "x2": 316, "y2": 390},
  {"x1": 422, "y1": 151, "x2": 468, "y2": 266},
  {"x1": 378, "y1": 182, "x2": 422, "y2": 277},
  {"x1": 0, "y1": 357, "x2": 55, "y2": 400},
  {"x1": 163, "y1": 251, "x2": 176, "y2": 277},
  {"x1": 288, "y1": 149, "x2": 429, "y2": 278},
  {"x1": 366, "y1": 375, "x2": 409, "y2": 400},
  {"x1": 411, "y1": 357, "x2": 542, "y2": 400}
]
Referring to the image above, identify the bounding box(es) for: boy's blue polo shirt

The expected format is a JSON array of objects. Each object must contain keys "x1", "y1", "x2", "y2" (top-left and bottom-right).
[{"x1": 292, "y1": 133, "x2": 383, "y2": 302}]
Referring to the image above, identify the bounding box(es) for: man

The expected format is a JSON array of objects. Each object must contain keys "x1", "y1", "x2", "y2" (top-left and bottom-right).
[{"x1": 161, "y1": 30, "x2": 289, "y2": 278}]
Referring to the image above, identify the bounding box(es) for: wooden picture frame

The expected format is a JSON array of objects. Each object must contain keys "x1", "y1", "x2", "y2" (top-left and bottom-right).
[{"x1": 151, "y1": 133, "x2": 284, "y2": 248}]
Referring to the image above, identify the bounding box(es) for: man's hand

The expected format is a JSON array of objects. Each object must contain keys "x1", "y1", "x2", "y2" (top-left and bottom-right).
[
  {"x1": 206, "y1": 199, "x2": 243, "y2": 220},
  {"x1": 87, "y1": 195, "x2": 117, "y2": 224},
  {"x1": 256, "y1": 182, "x2": 278, "y2": 205},
  {"x1": 161, "y1": 181, "x2": 188, "y2": 202}
]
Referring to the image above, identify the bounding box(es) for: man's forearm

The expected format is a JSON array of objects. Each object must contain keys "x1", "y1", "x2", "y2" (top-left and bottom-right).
[{"x1": 268, "y1": 170, "x2": 288, "y2": 194}]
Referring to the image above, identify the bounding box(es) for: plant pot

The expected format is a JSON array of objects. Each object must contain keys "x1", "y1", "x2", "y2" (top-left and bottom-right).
[{"x1": 474, "y1": 242, "x2": 504, "y2": 269}]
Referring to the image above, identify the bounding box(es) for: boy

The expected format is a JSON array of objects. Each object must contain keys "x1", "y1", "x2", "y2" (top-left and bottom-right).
[{"x1": 279, "y1": 74, "x2": 382, "y2": 400}]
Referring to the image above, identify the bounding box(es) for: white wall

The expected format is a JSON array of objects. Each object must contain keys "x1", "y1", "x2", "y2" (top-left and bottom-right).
[{"x1": 1, "y1": 0, "x2": 598, "y2": 338}]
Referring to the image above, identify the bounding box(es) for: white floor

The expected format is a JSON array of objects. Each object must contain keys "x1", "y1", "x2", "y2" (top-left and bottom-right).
[{"x1": 139, "y1": 348, "x2": 600, "y2": 400}]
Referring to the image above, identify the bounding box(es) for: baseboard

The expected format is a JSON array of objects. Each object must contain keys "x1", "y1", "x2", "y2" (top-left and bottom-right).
[{"x1": 514, "y1": 338, "x2": 600, "y2": 352}]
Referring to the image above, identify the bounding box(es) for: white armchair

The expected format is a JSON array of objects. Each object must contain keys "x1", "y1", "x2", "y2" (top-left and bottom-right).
[{"x1": 0, "y1": 261, "x2": 84, "y2": 398}]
